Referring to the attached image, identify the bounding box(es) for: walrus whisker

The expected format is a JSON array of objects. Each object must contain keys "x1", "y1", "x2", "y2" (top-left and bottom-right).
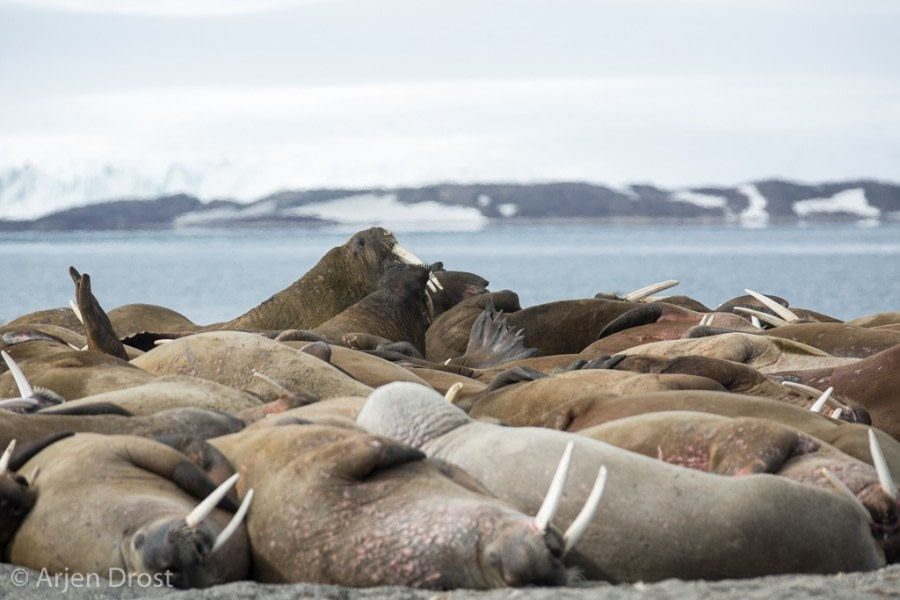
[
  {"x1": 444, "y1": 382, "x2": 464, "y2": 404},
  {"x1": 743, "y1": 289, "x2": 801, "y2": 323},
  {"x1": 68, "y1": 299, "x2": 84, "y2": 325},
  {"x1": 534, "y1": 441, "x2": 574, "y2": 532},
  {"x1": 819, "y1": 468, "x2": 872, "y2": 522},
  {"x1": 563, "y1": 465, "x2": 607, "y2": 554},
  {"x1": 809, "y1": 387, "x2": 835, "y2": 413},
  {"x1": 868, "y1": 430, "x2": 899, "y2": 500},
  {"x1": 733, "y1": 306, "x2": 789, "y2": 327},
  {"x1": 0, "y1": 439, "x2": 16, "y2": 472},
  {"x1": 622, "y1": 279, "x2": 679, "y2": 302},
  {"x1": 1, "y1": 350, "x2": 35, "y2": 398},
  {"x1": 185, "y1": 473, "x2": 240, "y2": 529},
  {"x1": 211, "y1": 488, "x2": 254, "y2": 554}
]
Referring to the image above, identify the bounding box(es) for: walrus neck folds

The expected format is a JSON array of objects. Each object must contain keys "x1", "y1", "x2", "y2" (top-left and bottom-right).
[{"x1": 357, "y1": 382, "x2": 470, "y2": 448}]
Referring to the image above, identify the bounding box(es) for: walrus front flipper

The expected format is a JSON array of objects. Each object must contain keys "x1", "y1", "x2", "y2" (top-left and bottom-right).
[
  {"x1": 7, "y1": 432, "x2": 76, "y2": 472},
  {"x1": 154, "y1": 435, "x2": 237, "y2": 488},
  {"x1": 457, "y1": 298, "x2": 537, "y2": 369},
  {"x1": 708, "y1": 419, "x2": 813, "y2": 476},
  {"x1": 69, "y1": 267, "x2": 129, "y2": 361},
  {"x1": 125, "y1": 440, "x2": 240, "y2": 512},
  {"x1": 38, "y1": 402, "x2": 134, "y2": 416},
  {"x1": 330, "y1": 435, "x2": 426, "y2": 480}
]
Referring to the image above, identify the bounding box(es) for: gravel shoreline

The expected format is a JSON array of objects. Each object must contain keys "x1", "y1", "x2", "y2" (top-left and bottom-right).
[{"x1": 3, "y1": 563, "x2": 898, "y2": 599}]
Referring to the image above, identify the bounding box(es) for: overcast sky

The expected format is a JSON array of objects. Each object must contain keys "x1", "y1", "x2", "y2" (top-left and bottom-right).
[{"x1": 1, "y1": 0, "x2": 899, "y2": 197}]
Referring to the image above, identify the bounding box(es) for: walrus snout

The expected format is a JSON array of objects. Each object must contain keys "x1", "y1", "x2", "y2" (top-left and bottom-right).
[{"x1": 484, "y1": 522, "x2": 568, "y2": 586}]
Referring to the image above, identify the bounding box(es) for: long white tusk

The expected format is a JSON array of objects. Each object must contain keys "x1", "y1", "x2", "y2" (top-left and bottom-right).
[
  {"x1": 563, "y1": 465, "x2": 607, "y2": 554},
  {"x1": 68, "y1": 299, "x2": 84, "y2": 324},
  {"x1": 211, "y1": 488, "x2": 254, "y2": 554},
  {"x1": 252, "y1": 371, "x2": 293, "y2": 397},
  {"x1": 744, "y1": 289, "x2": 801, "y2": 324},
  {"x1": 781, "y1": 381, "x2": 849, "y2": 410},
  {"x1": 391, "y1": 243, "x2": 443, "y2": 291},
  {"x1": 698, "y1": 314, "x2": 711, "y2": 327},
  {"x1": 0, "y1": 439, "x2": 16, "y2": 472},
  {"x1": 820, "y1": 468, "x2": 871, "y2": 523},
  {"x1": 869, "y1": 429, "x2": 899, "y2": 500},
  {"x1": 808, "y1": 387, "x2": 834, "y2": 413},
  {"x1": 0, "y1": 398, "x2": 40, "y2": 410},
  {"x1": 830, "y1": 408, "x2": 844, "y2": 419},
  {"x1": 750, "y1": 315, "x2": 763, "y2": 329},
  {"x1": 534, "y1": 441, "x2": 574, "y2": 532},
  {"x1": 444, "y1": 382, "x2": 464, "y2": 404},
  {"x1": 733, "y1": 306, "x2": 789, "y2": 328},
  {"x1": 1, "y1": 351, "x2": 34, "y2": 399},
  {"x1": 185, "y1": 473, "x2": 240, "y2": 529},
  {"x1": 623, "y1": 279, "x2": 679, "y2": 302}
]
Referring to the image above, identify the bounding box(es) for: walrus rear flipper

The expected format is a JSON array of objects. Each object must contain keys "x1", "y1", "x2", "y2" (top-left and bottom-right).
[
  {"x1": 69, "y1": 267, "x2": 129, "y2": 361},
  {"x1": 331, "y1": 435, "x2": 426, "y2": 480},
  {"x1": 708, "y1": 420, "x2": 813, "y2": 476},
  {"x1": 597, "y1": 304, "x2": 664, "y2": 339},
  {"x1": 456, "y1": 298, "x2": 538, "y2": 369}
]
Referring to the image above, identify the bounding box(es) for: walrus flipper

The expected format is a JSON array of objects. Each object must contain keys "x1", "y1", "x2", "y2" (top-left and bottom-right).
[
  {"x1": 332, "y1": 435, "x2": 426, "y2": 480},
  {"x1": 69, "y1": 267, "x2": 129, "y2": 360},
  {"x1": 708, "y1": 420, "x2": 812, "y2": 476},
  {"x1": 459, "y1": 298, "x2": 538, "y2": 368}
]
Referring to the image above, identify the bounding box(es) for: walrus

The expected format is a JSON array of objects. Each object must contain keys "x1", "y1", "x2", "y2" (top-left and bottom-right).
[
  {"x1": 578, "y1": 411, "x2": 900, "y2": 561},
  {"x1": 426, "y1": 262, "x2": 489, "y2": 318},
  {"x1": 761, "y1": 322, "x2": 900, "y2": 359},
  {"x1": 358, "y1": 383, "x2": 885, "y2": 582},
  {"x1": 131, "y1": 330, "x2": 373, "y2": 402},
  {"x1": 210, "y1": 423, "x2": 599, "y2": 588},
  {"x1": 68, "y1": 266, "x2": 130, "y2": 360},
  {"x1": 216, "y1": 227, "x2": 431, "y2": 331},
  {"x1": 8, "y1": 433, "x2": 253, "y2": 588},
  {"x1": 770, "y1": 345, "x2": 900, "y2": 441}
]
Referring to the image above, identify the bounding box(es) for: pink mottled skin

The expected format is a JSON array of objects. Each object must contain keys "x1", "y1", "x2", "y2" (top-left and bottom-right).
[{"x1": 211, "y1": 425, "x2": 571, "y2": 589}]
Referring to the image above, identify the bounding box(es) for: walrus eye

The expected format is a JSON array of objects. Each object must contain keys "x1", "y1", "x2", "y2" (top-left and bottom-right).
[{"x1": 133, "y1": 534, "x2": 145, "y2": 550}]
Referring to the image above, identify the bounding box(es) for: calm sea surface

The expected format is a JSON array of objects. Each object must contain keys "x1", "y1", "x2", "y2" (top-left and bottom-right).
[{"x1": 2, "y1": 222, "x2": 899, "y2": 325}]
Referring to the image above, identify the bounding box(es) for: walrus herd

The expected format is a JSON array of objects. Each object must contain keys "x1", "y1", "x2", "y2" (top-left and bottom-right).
[{"x1": 1, "y1": 226, "x2": 899, "y2": 591}]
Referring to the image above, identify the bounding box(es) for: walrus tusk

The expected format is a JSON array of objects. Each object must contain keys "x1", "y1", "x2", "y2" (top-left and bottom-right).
[
  {"x1": 0, "y1": 439, "x2": 16, "y2": 472},
  {"x1": 698, "y1": 314, "x2": 712, "y2": 327},
  {"x1": 0, "y1": 398, "x2": 40, "y2": 410},
  {"x1": 252, "y1": 371, "x2": 293, "y2": 397},
  {"x1": 390, "y1": 243, "x2": 443, "y2": 292},
  {"x1": 868, "y1": 430, "x2": 899, "y2": 500},
  {"x1": 830, "y1": 408, "x2": 843, "y2": 419},
  {"x1": 1, "y1": 350, "x2": 35, "y2": 399},
  {"x1": 68, "y1": 299, "x2": 84, "y2": 325},
  {"x1": 733, "y1": 306, "x2": 789, "y2": 328},
  {"x1": 211, "y1": 488, "x2": 254, "y2": 554},
  {"x1": 534, "y1": 441, "x2": 574, "y2": 532},
  {"x1": 781, "y1": 382, "x2": 849, "y2": 410},
  {"x1": 444, "y1": 382, "x2": 464, "y2": 404},
  {"x1": 185, "y1": 473, "x2": 241, "y2": 529},
  {"x1": 563, "y1": 465, "x2": 607, "y2": 554},
  {"x1": 743, "y1": 289, "x2": 801, "y2": 324},
  {"x1": 749, "y1": 315, "x2": 763, "y2": 329},
  {"x1": 622, "y1": 279, "x2": 679, "y2": 302},
  {"x1": 808, "y1": 387, "x2": 835, "y2": 413},
  {"x1": 820, "y1": 468, "x2": 872, "y2": 523}
]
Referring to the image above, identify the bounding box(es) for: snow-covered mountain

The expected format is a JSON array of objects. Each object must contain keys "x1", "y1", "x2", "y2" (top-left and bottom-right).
[{"x1": 1, "y1": 162, "x2": 898, "y2": 229}]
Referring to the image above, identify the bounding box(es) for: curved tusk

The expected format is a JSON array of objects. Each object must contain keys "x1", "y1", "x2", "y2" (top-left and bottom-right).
[
  {"x1": 563, "y1": 465, "x2": 607, "y2": 554},
  {"x1": 808, "y1": 387, "x2": 834, "y2": 413},
  {"x1": 392, "y1": 243, "x2": 443, "y2": 292},
  {"x1": 781, "y1": 381, "x2": 849, "y2": 410},
  {"x1": 0, "y1": 398, "x2": 40, "y2": 410},
  {"x1": 534, "y1": 441, "x2": 574, "y2": 532},
  {"x1": 744, "y1": 289, "x2": 801, "y2": 324},
  {"x1": 623, "y1": 279, "x2": 679, "y2": 302},
  {"x1": 68, "y1": 299, "x2": 84, "y2": 325},
  {"x1": 252, "y1": 371, "x2": 293, "y2": 397},
  {"x1": 1, "y1": 351, "x2": 34, "y2": 399},
  {"x1": 211, "y1": 488, "x2": 254, "y2": 554},
  {"x1": 185, "y1": 473, "x2": 240, "y2": 529},
  {"x1": 444, "y1": 382, "x2": 464, "y2": 404},
  {"x1": 733, "y1": 306, "x2": 788, "y2": 328},
  {"x1": 820, "y1": 468, "x2": 872, "y2": 523},
  {"x1": 0, "y1": 439, "x2": 16, "y2": 472},
  {"x1": 868, "y1": 429, "x2": 899, "y2": 500}
]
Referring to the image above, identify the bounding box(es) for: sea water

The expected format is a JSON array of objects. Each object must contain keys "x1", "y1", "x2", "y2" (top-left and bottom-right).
[{"x1": 2, "y1": 222, "x2": 898, "y2": 325}]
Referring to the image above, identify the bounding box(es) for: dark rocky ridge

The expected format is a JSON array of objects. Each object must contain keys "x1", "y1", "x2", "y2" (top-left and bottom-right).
[{"x1": 2, "y1": 179, "x2": 898, "y2": 231}]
